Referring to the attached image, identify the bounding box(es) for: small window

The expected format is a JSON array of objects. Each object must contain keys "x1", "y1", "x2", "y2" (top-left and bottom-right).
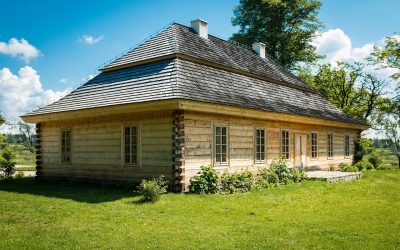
[
  {"x1": 327, "y1": 133, "x2": 334, "y2": 159},
  {"x1": 124, "y1": 126, "x2": 138, "y2": 164},
  {"x1": 344, "y1": 134, "x2": 350, "y2": 158},
  {"x1": 281, "y1": 130, "x2": 290, "y2": 160},
  {"x1": 255, "y1": 128, "x2": 266, "y2": 163},
  {"x1": 61, "y1": 130, "x2": 71, "y2": 163},
  {"x1": 311, "y1": 132, "x2": 318, "y2": 159},
  {"x1": 215, "y1": 125, "x2": 228, "y2": 165}
]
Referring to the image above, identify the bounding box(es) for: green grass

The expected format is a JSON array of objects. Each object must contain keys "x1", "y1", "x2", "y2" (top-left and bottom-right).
[
  {"x1": 0, "y1": 171, "x2": 399, "y2": 249},
  {"x1": 14, "y1": 166, "x2": 36, "y2": 171}
]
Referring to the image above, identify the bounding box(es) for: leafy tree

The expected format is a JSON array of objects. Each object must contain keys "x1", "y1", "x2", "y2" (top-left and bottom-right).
[
  {"x1": 231, "y1": 0, "x2": 324, "y2": 70},
  {"x1": 367, "y1": 33, "x2": 400, "y2": 81},
  {"x1": 298, "y1": 62, "x2": 389, "y2": 121},
  {"x1": 0, "y1": 113, "x2": 6, "y2": 149},
  {"x1": 0, "y1": 147, "x2": 17, "y2": 178},
  {"x1": 18, "y1": 122, "x2": 36, "y2": 152},
  {"x1": 376, "y1": 99, "x2": 400, "y2": 167},
  {"x1": 367, "y1": 33, "x2": 399, "y2": 167},
  {"x1": 0, "y1": 113, "x2": 4, "y2": 126}
]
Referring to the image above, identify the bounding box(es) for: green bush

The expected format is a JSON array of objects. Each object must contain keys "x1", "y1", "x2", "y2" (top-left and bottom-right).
[
  {"x1": 353, "y1": 159, "x2": 374, "y2": 171},
  {"x1": 291, "y1": 168, "x2": 307, "y2": 183},
  {"x1": 376, "y1": 165, "x2": 393, "y2": 170},
  {"x1": 189, "y1": 165, "x2": 219, "y2": 194},
  {"x1": 0, "y1": 147, "x2": 17, "y2": 179},
  {"x1": 14, "y1": 171, "x2": 24, "y2": 179},
  {"x1": 328, "y1": 164, "x2": 335, "y2": 171},
  {"x1": 366, "y1": 151, "x2": 385, "y2": 169},
  {"x1": 220, "y1": 170, "x2": 254, "y2": 194},
  {"x1": 269, "y1": 159, "x2": 291, "y2": 181},
  {"x1": 340, "y1": 162, "x2": 358, "y2": 172},
  {"x1": 138, "y1": 176, "x2": 167, "y2": 202}
]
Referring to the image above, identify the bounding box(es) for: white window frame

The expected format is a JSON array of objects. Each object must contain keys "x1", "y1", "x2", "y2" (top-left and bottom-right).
[
  {"x1": 280, "y1": 129, "x2": 290, "y2": 160},
  {"x1": 344, "y1": 134, "x2": 350, "y2": 158},
  {"x1": 61, "y1": 129, "x2": 72, "y2": 164},
  {"x1": 311, "y1": 132, "x2": 318, "y2": 160},
  {"x1": 122, "y1": 124, "x2": 140, "y2": 167},
  {"x1": 214, "y1": 124, "x2": 229, "y2": 166},
  {"x1": 327, "y1": 132, "x2": 334, "y2": 160},
  {"x1": 254, "y1": 127, "x2": 266, "y2": 164}
]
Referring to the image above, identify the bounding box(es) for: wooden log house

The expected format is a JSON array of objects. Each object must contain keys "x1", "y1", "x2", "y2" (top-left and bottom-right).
[{"x1": 21, "y1": 19, "x2": 369, "y2": 191}]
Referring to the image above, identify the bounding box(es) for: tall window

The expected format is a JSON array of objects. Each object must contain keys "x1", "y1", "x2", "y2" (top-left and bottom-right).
[
  {"x1": 215, "y1": 125, "x2": 228, "y2": 164},
  {"x1": 61, "y1": 130, "x2": 71, "y2": 163},
  {"x1": 281, "y1": 130, "x2": 289, "y2": 160},
  {"x1": 255, "y1": 128, "x2": 265, "y2": 163},
  {"x1": 327, "y1": 133, "x2": 333, "y2": 159},
  {"x1": 311, "y1": 132, "x2": 318, "y2": 159},
  {"x1": 124, "y1": 126, "x2": 138, "y2": 164},
  {"x1": 344, "y1": 134, "x2": 350, "y2": 158}
]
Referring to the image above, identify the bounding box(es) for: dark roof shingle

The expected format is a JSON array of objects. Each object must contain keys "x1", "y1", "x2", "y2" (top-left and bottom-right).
[
  {"x1": 25, "y1": 58, "x2": 363, "y2": 125},
  {"x1": 102, "y1": 23, "x2": 313, "y2": 91}
]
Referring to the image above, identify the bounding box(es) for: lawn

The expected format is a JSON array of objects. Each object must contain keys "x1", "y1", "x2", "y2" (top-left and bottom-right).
[{"x1": 0, "y1": 170, "x2": 399, "y2": 249}]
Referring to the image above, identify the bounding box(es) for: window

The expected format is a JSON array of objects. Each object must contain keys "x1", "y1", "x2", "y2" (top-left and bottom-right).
[
  {"x1": 327, "y1": 133, "x2": 333, "y2": 159},
  {"x1": 124, "y1": 126, "x2": 138, "y2": 164},
  {"x1": 344, "y1": 134, "x2": 350, "y2": 158},
  {"x1": 214, "y1": 125, "x2": 228, "y2": 165},
  {"x1": 61, "y1": 130, "x2": 71, "y2": 163},
  {"x1": 311, "y1": 132, "x2": 318, "y2": 159},
  {"x1": 281, "y1": 130, "x2": 289, "y2": 160},
  {"x1": 255, "y1": 128, "x2": 265, "y2": 163}
]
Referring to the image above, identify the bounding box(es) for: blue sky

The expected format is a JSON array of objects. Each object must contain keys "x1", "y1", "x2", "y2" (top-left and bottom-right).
[{"x1": 0, "y1": 0, "x2": 399, "y2": 122}]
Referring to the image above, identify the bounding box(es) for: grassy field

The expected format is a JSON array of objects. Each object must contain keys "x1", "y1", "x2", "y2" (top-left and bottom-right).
[{"x1": 0, "y1": 170, "x2": 399, "y2": 249}]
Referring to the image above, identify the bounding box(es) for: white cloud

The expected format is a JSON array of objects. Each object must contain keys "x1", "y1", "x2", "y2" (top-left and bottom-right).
[
  {"x1": 59, "y1": 78, "x2": 68, "y2": 83},
  {"x1": 0, "y1": 38, "x2": 40, "y2": 63},
  {"x1": 311, "y1": 28, "x2": 376, "y2": 64},
  {"x1": 311, "y1": 28, "x2": 399, "y2": 84},
  {"x1": 0, "y1": 66, "x2": 71, "y2": 122},
  {"x1": 79, "y1": 35, "x2": 104, "y2": 45}
]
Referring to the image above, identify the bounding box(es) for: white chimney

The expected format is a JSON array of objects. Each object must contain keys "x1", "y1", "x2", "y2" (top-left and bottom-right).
[
  {"x1": 191, "y1": 19, "x2": 208, "y2": 39},
  {"x1": 252, "y1": 42, "x2": 266, "y2": 58}
]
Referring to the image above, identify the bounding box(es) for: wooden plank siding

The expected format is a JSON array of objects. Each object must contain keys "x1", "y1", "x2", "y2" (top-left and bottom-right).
[
  {"x1": 184, "y1": 111, "x2": 359, "y2": 182},
  {"x1": 39, "y1": 111, "x2": 173, "y2": 184},
  {"x1": 38, "y1": 107, "x2": 359, "y2": 189}
]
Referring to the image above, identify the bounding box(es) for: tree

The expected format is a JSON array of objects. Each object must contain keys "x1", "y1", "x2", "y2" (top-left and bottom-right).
[
  {"x1": 298, "y1": 62, "x2": 389, "y2": 121},
  {"x1": 0, "y1": 147, "x2": 17, "y2": 179},
  {"x1": 231, "y1": 0, "x2": 324, "y2": 70},
  {"x1": 376, "y1": 100, "x2": 400, "y2": 168},
  {"x1": 18, "y1": 122, "x2": 36, "y2": 152},
  {"x1": 367, "y1": 33, "x2": 400, "y2": 81},
  {"x1": 0, "y1": 113, "x2": 6, "y2": 149}
]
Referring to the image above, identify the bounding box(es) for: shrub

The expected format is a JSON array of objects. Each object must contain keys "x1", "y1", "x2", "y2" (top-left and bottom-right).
[
  {"x1": 269, "y1": 159, "x2": 291, "y2": 181},
  {"x1": 14, "y1": 171, "x2": 24, "y2": 179},
  {"x1": 366, "y1": 151, "x2": 385, "y2": 169},
  {"x1": 291, "y1": 168, "x2": 307, "y2": 183},
  {"x1": 0, "y1": 147, "x2": 17, "y2": 179},
  {"x1": 340, "y1": 162, "x2": 357, "y2": 172},
  {"x1": 189, "y1": 165, "x2": 219, "y2": 194},
  {"x1": 220, "y1": 170, "x2": 254, "y2": 193},
  {"x1": 353, "y1": 159, "x2": 374, "y2": 171},
  {"x1": 376, "y1": 165, "x2": 393, "y2": 170},
  {"x1": 138, "y1": 176, "x2": 167, "y2": 202},
  {"x1": 328, "y1": 164, "x2": 335, "y2": 171}
]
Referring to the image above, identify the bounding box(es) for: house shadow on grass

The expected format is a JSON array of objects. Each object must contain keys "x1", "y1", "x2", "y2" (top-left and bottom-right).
[{"x1": 0, "y1": 177, "x2": 140, "y2": 204}]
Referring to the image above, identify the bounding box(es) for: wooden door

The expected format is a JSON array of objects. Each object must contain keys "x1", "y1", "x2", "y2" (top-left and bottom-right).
[{"x1": 295, "y1": 134, "x2": 307, "y2": 168}]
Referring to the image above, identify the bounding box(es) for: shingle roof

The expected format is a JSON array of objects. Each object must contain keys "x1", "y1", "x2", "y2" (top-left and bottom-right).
[
  {"x1": 23, "y1": 22, "x2": 366, "y2": 125},
  {"x1": 24, "y1": 58, "x2": 364, "y2": 125},
  {"x1": 102, "y1": 23, "x2": 313, "y2": 91}
]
